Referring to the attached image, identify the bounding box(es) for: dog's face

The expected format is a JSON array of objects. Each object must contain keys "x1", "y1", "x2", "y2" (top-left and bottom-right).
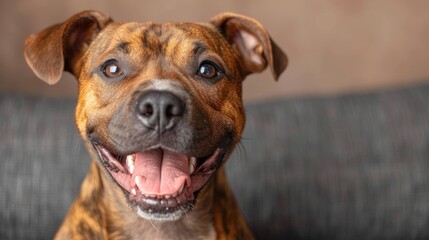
[
  {"x1": 77, "y1": 22, "x2": 245, "y2": 221},
  {"x1": 24, "y1": 11, "x2": 287, "y2": 221}
]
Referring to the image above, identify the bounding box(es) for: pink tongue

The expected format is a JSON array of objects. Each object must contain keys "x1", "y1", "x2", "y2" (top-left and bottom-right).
[{"x1": 133, "y1": 149, "x2": 190, "y2": 195}]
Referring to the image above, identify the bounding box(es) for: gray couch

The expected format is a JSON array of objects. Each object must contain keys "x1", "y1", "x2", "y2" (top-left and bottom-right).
[{"x1": 1, "y1": 83, "x2": 429, "y2": 240}]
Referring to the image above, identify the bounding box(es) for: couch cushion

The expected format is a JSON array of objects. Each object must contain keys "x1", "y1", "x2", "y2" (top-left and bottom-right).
[
  {"x1": 0, "y1": 96, "x2": 89, "y2": 240},
  {"x1": 227, "y1": 83, "x2": 429, "y2": 239},
  {"x1": 1, "y1": 83, "x2": 429, "y2": 239}
]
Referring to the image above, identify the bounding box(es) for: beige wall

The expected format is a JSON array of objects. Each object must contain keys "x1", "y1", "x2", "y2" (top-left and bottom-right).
[{"x1": 1, "y1": 0, "x2": 429, "y2": 102}]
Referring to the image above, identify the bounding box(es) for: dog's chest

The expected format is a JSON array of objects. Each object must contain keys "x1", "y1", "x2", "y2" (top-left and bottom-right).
[{"x1": 120, "y1": 222, "x2": 216, "y2": 240}]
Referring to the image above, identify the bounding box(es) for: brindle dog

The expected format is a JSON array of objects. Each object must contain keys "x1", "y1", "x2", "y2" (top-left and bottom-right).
[{"x1": 24, "y1": 11, "x2": 287, "y2": 239}]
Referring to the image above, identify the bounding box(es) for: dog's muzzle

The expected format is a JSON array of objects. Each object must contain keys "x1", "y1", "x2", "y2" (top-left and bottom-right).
[{"x1": 90, "y1": 88, "x2": 233, "y2": 221}]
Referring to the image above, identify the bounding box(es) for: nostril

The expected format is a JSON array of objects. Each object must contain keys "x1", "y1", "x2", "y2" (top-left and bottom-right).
[
  {"x1": 166, "y1": 104, "x2": 173, "y2": 118},
  {"x1": 142, "y1": 103, "x2": 154, "y2": 117},
  {"x1": 166, "y1": 103, "x2": 183, "y2": 117}
]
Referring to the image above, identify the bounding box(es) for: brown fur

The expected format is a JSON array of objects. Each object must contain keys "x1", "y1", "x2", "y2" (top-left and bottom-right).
[{"x1": 24, "y1": 11, "x2": 287, "y2": 239}]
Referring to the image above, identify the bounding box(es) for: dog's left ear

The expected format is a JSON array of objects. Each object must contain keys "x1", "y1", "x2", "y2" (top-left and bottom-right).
[{"x1": 211, "y1": 12, "x2": 287, "y2": 80}]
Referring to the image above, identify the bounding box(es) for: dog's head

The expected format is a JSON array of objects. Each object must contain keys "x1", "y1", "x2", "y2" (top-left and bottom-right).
[{"x1": 24, "y1": 11, "x2": 287, "y2": 221}]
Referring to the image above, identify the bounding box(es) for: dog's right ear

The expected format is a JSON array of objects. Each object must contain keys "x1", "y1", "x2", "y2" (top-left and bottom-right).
[{"x1": 24, "y1": 11, "x2": 112, "y2": 85}]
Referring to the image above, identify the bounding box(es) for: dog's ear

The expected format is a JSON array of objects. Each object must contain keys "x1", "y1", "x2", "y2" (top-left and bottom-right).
[
  {"x1": 211, "y1": 12, "x2": 287, "y2": 80},
  {"x1": 24, "y1": 10, "x2": 112, "y2": 85}
]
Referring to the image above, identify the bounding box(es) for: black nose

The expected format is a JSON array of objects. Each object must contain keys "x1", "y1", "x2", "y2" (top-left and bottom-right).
[{"x1": 136, "y1": 91, "x2": 185, "y2": 132}]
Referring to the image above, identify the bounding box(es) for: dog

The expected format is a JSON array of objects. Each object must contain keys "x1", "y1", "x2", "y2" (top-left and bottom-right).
[{"x1": 24, "y1": 10, "x2": 287, "y2": 239}]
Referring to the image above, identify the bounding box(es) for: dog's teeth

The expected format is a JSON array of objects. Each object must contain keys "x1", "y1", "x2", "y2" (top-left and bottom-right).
[
  {"x1": 189, "y1": 157, "x2": 196, "y2": 174},
  {"x1": 135, "y1": 175, "x2": 143, "y2": 190},
  {"x1": 178, "y1": 183, "x2": 185, "y2": 194},
  {"x1": 131, "y1": 187, "x2": 137, "y2": 195},
  {"x1": 126, "y1": 155, "x2": 135, "y2": 174},
  {"x1": 189, "y1": 165, "x2": 195, "y2": 175},
  {"x1": 165, "y1": 195, "x2": 171, "y2": 199},
  {"x1": 172, "y1": 192, "x2": 178, "y2": 198}
]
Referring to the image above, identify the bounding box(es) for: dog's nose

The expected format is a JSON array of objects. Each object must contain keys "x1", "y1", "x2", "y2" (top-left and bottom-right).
[{"x1": 136, "y1": 91, "x2": 185, "y2": 131}]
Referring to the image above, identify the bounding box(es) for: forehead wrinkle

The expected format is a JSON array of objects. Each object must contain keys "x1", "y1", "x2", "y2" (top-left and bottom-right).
[
  {"x1": 139, "y1": 25, "x2": 179, "y2": 58},
  {"x1": 192, "y1": 41, "x2": 208, "y2": 55},
  {"x1": 88, "y1": 24, "x2": 144, "y2": 69},
  {"x1": 116, "y1": 42, "x2": 130, "y2": 54},
  {"x1": 175, "y1": 23, "x2": 225, "y2": 53}
]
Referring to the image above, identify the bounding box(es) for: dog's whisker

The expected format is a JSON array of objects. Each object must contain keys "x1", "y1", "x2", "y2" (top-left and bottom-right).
[
  {"x1": 148, "y1": 219, "x2": 160, "y2": 232},
  {"x1": 235, "y1": 140, "x2": 247, "y2": 163}
]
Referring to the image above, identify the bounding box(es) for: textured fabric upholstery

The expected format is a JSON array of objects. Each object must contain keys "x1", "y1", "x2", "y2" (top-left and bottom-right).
[
  {"x1": 1, "y1": 83, "x2": 429, "y2": 239},
  {"x1": 0, "y1": 96, "x2": 89, "y2": 239},
  {"x1": 227, "y1": 84, "x2": 429, "y2": 239}
]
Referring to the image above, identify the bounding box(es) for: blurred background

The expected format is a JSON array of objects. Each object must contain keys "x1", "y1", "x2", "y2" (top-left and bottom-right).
[{"x1": 1, "y1": 0, "x2": 429, "y2": 102}]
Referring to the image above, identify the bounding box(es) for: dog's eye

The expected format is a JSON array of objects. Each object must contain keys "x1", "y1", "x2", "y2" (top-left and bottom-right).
[
  {"x1": 198, "y1": 62, "x2": 218, "y2": 79},
  {"x1": 102, "y1": 61, "x2": 123, "y2": 78}
]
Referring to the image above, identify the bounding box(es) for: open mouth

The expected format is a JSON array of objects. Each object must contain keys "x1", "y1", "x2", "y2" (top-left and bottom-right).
[{"x1": 92, "y1": 142, "x2": 227, "y2": 220}]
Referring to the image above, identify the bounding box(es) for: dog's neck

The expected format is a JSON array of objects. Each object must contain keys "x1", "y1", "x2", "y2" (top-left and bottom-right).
[{"x1": 82, "y1": 161, "x2": 217, "y2": 240}]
